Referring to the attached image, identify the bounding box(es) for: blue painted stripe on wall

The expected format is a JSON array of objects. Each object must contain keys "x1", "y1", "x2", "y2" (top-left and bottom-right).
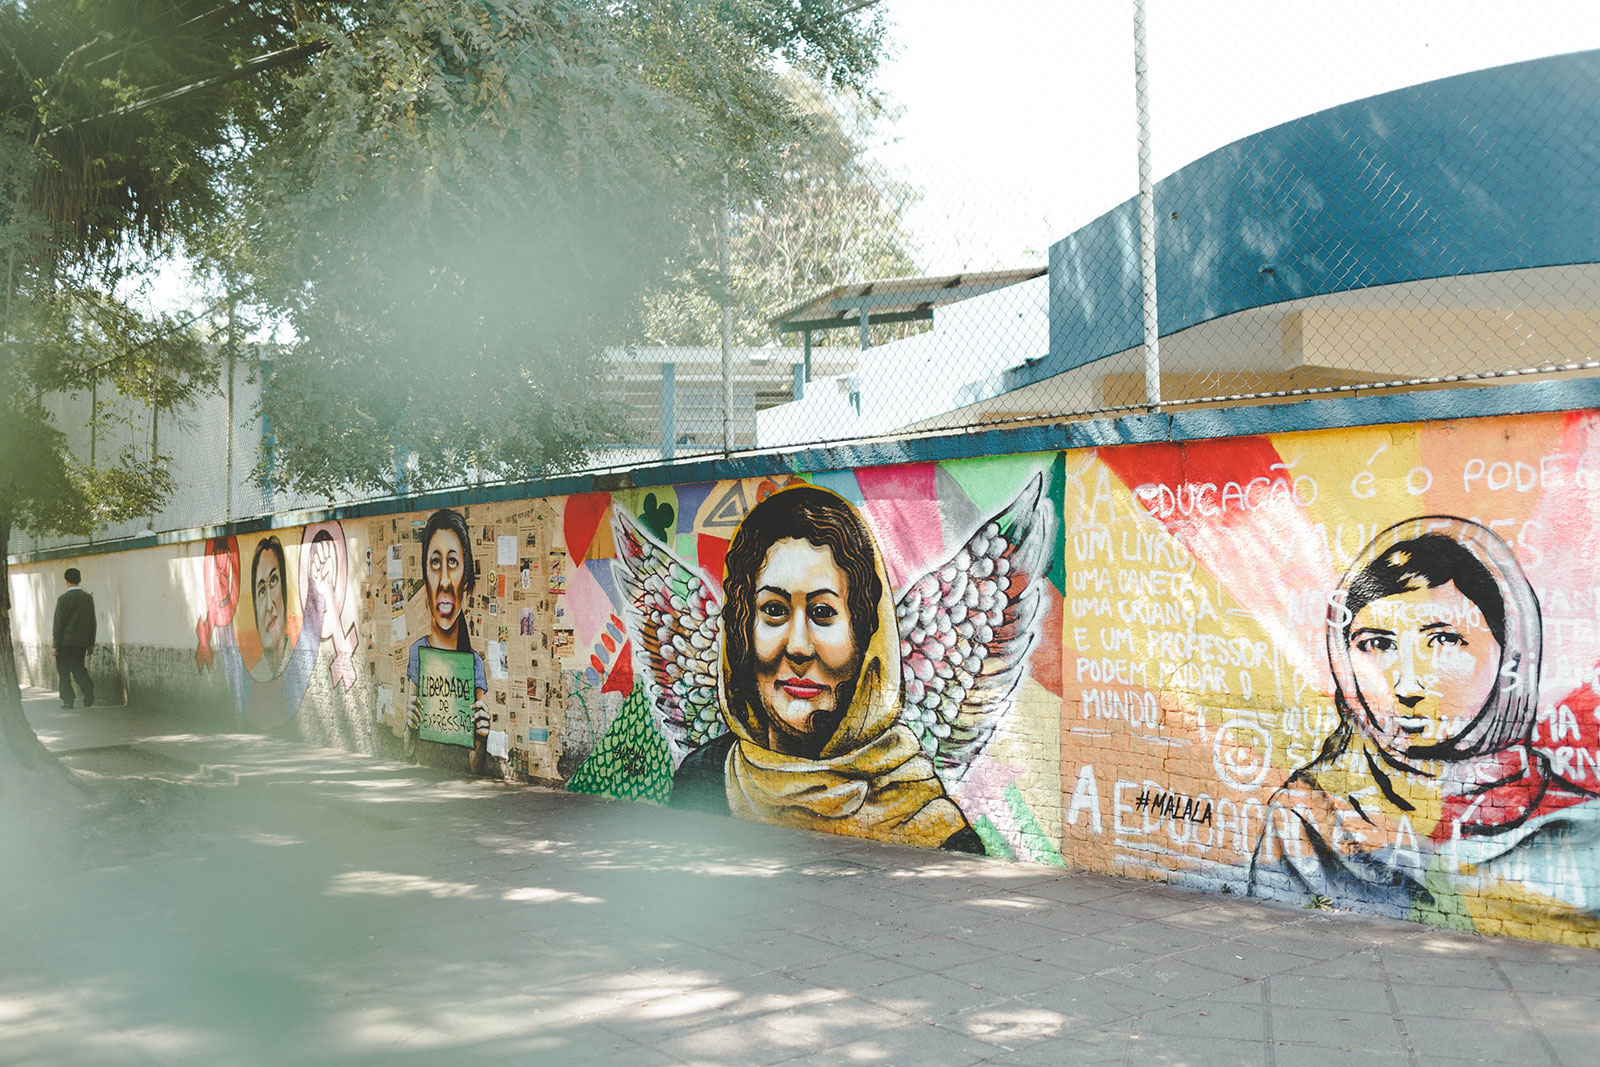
[{"x1": 16, "y1": 377, "x2": 1600, "y2": 565}]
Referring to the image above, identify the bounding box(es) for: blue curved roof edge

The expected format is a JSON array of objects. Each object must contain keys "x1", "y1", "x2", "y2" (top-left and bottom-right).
[{"x1": 1020, "y1": 48, "x2": 1600, "y2": 391}]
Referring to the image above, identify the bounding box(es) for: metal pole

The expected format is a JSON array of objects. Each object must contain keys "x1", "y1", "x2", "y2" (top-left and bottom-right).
[
  {"x1": 148, "y1": 406, "x2": 159, "y2": 535},
  {"x1": 803, "y1": 329, "x2": 812, "y2": 383},
  {"x1": 259, "y1": 345, "x2": 276, "y2": 507},
  {"x1": 717, "y1": 184, "x2": 733, "y2": 453},
  {"x1": 660, "y1": 361, "x2": 676, "y2": 460},
  {"x1": 1134, "y1": 0, "x2": 1161, "y2": 409},
  {"x1": 88, "y1": 378, "x2": 97, "y2": 544},
  {"x1": 225, "y1": 301, "x2": 236, "y2": 521},
  {"x1": 858, "y1": 306, "x2": 869, "y2": 351}
]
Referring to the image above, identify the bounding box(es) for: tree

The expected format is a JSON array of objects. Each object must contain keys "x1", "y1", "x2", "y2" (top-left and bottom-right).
[
  {"x1": 638, "y1": 71, "x2": 922, "y2": 348},
  {"x1": 244, "y1": 0, "x2": 890, "y2": 499},
  {"x1": 1, "y1": 1, "x2": 891, "y2": 791},
  {"x1": 0, "y1": 1, "x2": 322, "y2": 797}
]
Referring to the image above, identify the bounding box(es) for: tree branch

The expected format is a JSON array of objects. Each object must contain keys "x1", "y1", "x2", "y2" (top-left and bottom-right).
[
  {"x1": 822, "y1": 0, "x2": 887, "y2": 20},
  {"x1": 44, "y1": 41, "x2": 329, "y2": 137}
]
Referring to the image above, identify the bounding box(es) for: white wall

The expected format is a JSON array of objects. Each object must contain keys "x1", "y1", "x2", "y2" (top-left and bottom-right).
[{"x1": 11, "y1": 545, "x2": 208, "y2": 651}]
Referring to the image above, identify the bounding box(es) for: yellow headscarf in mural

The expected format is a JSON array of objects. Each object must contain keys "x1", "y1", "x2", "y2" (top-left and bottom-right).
[{"x1": 716, "y1": 484, "x2": 970, "y2": 849}]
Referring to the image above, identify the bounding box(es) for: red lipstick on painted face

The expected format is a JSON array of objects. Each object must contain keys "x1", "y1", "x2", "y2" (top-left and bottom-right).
[{"x1": 777, "y1": 677, "x2": 826, "y2": 700}]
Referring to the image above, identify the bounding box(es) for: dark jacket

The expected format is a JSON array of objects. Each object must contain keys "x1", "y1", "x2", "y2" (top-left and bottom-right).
[{"x1": 53, "y1": 587, "x2": 97, "y2": 648}]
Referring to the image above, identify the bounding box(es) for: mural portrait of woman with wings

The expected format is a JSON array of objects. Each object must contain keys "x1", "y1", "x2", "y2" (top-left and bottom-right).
[{"x1": 613, "y1": 476, "x2": 1055, "y2": 854}]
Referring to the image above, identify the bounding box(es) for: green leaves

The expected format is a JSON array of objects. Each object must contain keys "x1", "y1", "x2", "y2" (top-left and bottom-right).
[
  {"x1": 249, "y1": 0, "x2": 887, "y2": 497},
  {"x1": 0, "y1": 1, "x2": 333, "y2": 543},
  {"x1": 2, "y1": 1, "x2": 892, "y2": 512},
  {"x1": 0, "y1": 277, "x2": 215, "y2": 534},
  {"x1": 0, "y1": 394, "x2": 88, "y2": 536},
  {"x1": 640, "y1": 71, "x2": 920, "y2": 347},
  {"x1": 81, "y1": 448, "x2": 176, "y2": 527},
  {"x1": 2, "y1": 1, "x2": 309, "y2": 262}
]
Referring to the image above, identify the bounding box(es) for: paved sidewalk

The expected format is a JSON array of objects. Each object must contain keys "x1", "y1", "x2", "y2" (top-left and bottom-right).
[{"x1": 4, "y1": 688, "x2": 1598, "y2": 1066}]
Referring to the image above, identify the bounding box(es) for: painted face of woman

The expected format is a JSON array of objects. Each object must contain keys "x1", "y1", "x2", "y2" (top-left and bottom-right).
[
  {"x1": 752, "y1": 538, "x2": 863, "y2": 756},
  {"x1": 426, "y1": 527, "x2": 467, "y2": 646},
  {"x1": 254, "y1": 556, "x2": 285, "y2": 660},
  {"x1": 1347, "y1": 581, "x2": 1502, "y2": 756}
]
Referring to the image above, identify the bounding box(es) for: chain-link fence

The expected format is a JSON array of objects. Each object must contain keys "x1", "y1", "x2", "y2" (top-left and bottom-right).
[
  {"x1": 30, "y1": 350, "x2": 341, "y2": 553},
  {"x1": 603, "y1": 5, "x2": 1600, "y2": 460},
  {"x1": 23, "y1": 4, "x2": 1600, "y2": 553}
]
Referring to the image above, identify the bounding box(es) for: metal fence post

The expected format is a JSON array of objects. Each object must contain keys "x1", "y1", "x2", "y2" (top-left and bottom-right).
[
  {"x1": 1134, "y1": 0, "x2": 1161, "y2": 409},
  {"x1": 661, "y1": 361, "x2": 676, "y2": 460},
  {"x1": 718, "y1": 182, "x2": 733, "y2": 454}
]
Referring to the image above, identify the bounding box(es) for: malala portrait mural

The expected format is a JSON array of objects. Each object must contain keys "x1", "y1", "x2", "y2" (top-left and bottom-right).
[
  {"x1": 1059, "y1": 410, "x2": 1600, "y2": 943},
  {"x1": 1249, "y1": 516, "x2": 1599, "y2": 923}
]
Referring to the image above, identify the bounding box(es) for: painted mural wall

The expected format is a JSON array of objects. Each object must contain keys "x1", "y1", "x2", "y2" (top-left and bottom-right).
[
  {"x1": 15, "y1": 405, "x2": 1600, "y2": 945},
  {"x1": 350, "y1": 461, "x2": 1069, "y2": 862},
  {"x1": 1058, "y1": 410, "x2": 1600, "y2": 945},
  {"x1": 194, "y1": 522, "x2": 364, "y2": 731}
]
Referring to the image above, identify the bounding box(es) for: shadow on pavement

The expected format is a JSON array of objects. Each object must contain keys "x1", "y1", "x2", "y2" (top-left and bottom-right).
[{"x1": 3, "y1": 687, "x2": 1597, "y2": 1066}]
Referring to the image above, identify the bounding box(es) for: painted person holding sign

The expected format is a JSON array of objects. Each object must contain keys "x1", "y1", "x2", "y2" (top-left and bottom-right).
[{"x1": 406, "y1": 508, "x2": 490, "y2": 770}]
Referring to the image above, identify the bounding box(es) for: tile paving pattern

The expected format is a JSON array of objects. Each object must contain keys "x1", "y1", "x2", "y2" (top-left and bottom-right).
[{"x1": 2, "y1": 691, "x2": 1597, "y2": 1065}]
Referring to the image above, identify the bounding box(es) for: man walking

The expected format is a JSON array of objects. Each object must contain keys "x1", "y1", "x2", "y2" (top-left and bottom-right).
[{"x1": 53, "y1": 568, "x2": 96, "y2": 709}]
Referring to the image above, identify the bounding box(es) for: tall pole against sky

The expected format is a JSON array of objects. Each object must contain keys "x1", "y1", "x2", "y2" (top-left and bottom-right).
[
  {"x1": 1134, "y1": 0, "x2": 1161, "y2": 409},
  {"x1": 718, "y1": 181, "x2": 734, "y2": 454}
]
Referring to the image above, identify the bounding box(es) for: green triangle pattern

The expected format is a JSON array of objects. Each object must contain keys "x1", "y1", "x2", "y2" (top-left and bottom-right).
[
  {"x1": 566, "y1": 682, "x2": 673, "y2": 803},
  {"x1": 1045, "y1": 451, "x2": 1067, "y2": 595},
  {"x1": 1006, "y1": 782, "x2": 1066, "y2": 867},
  {"x1": 1408, "y1": 851, "x2": 1476, "y2": 932},
  {"x1": 971, "y1": 815, "x2": 1015, "y2": 860}
]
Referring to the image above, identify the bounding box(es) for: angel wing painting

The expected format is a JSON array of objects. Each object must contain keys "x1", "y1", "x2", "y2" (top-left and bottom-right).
[{"x1": 613, "y1": 474, "x2": 1054, "y2": 854}]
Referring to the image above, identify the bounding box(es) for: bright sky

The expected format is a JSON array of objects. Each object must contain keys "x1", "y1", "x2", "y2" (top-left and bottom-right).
[
  {"x1": 875, "y1": 0, "x2": 1600, "y2": 272},
  {"x1": 138, "y1": 2, "x2": 1600, "y2": 320}
]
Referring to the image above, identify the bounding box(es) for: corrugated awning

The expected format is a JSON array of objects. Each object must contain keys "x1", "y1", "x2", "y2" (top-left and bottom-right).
[{"x1": 769, "y1": 267, "x2": 1047, "y2": 334}]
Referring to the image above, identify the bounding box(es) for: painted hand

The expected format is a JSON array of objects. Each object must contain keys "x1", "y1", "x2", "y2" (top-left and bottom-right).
[
  {"x1": 408, "y1": 690, "x2": 422, "y2": 733},
  {"x1": 472, "y1": 700, "x2": 490, "y2": 741},
  {"x1": 310, "y1": 537, "x2": 337, "y2": 609}
]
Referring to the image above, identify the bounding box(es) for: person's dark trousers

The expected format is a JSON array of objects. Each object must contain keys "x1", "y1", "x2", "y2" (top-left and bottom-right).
[{"x1": 57, "y1": 646, "x2": 94, "y2": 708}]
